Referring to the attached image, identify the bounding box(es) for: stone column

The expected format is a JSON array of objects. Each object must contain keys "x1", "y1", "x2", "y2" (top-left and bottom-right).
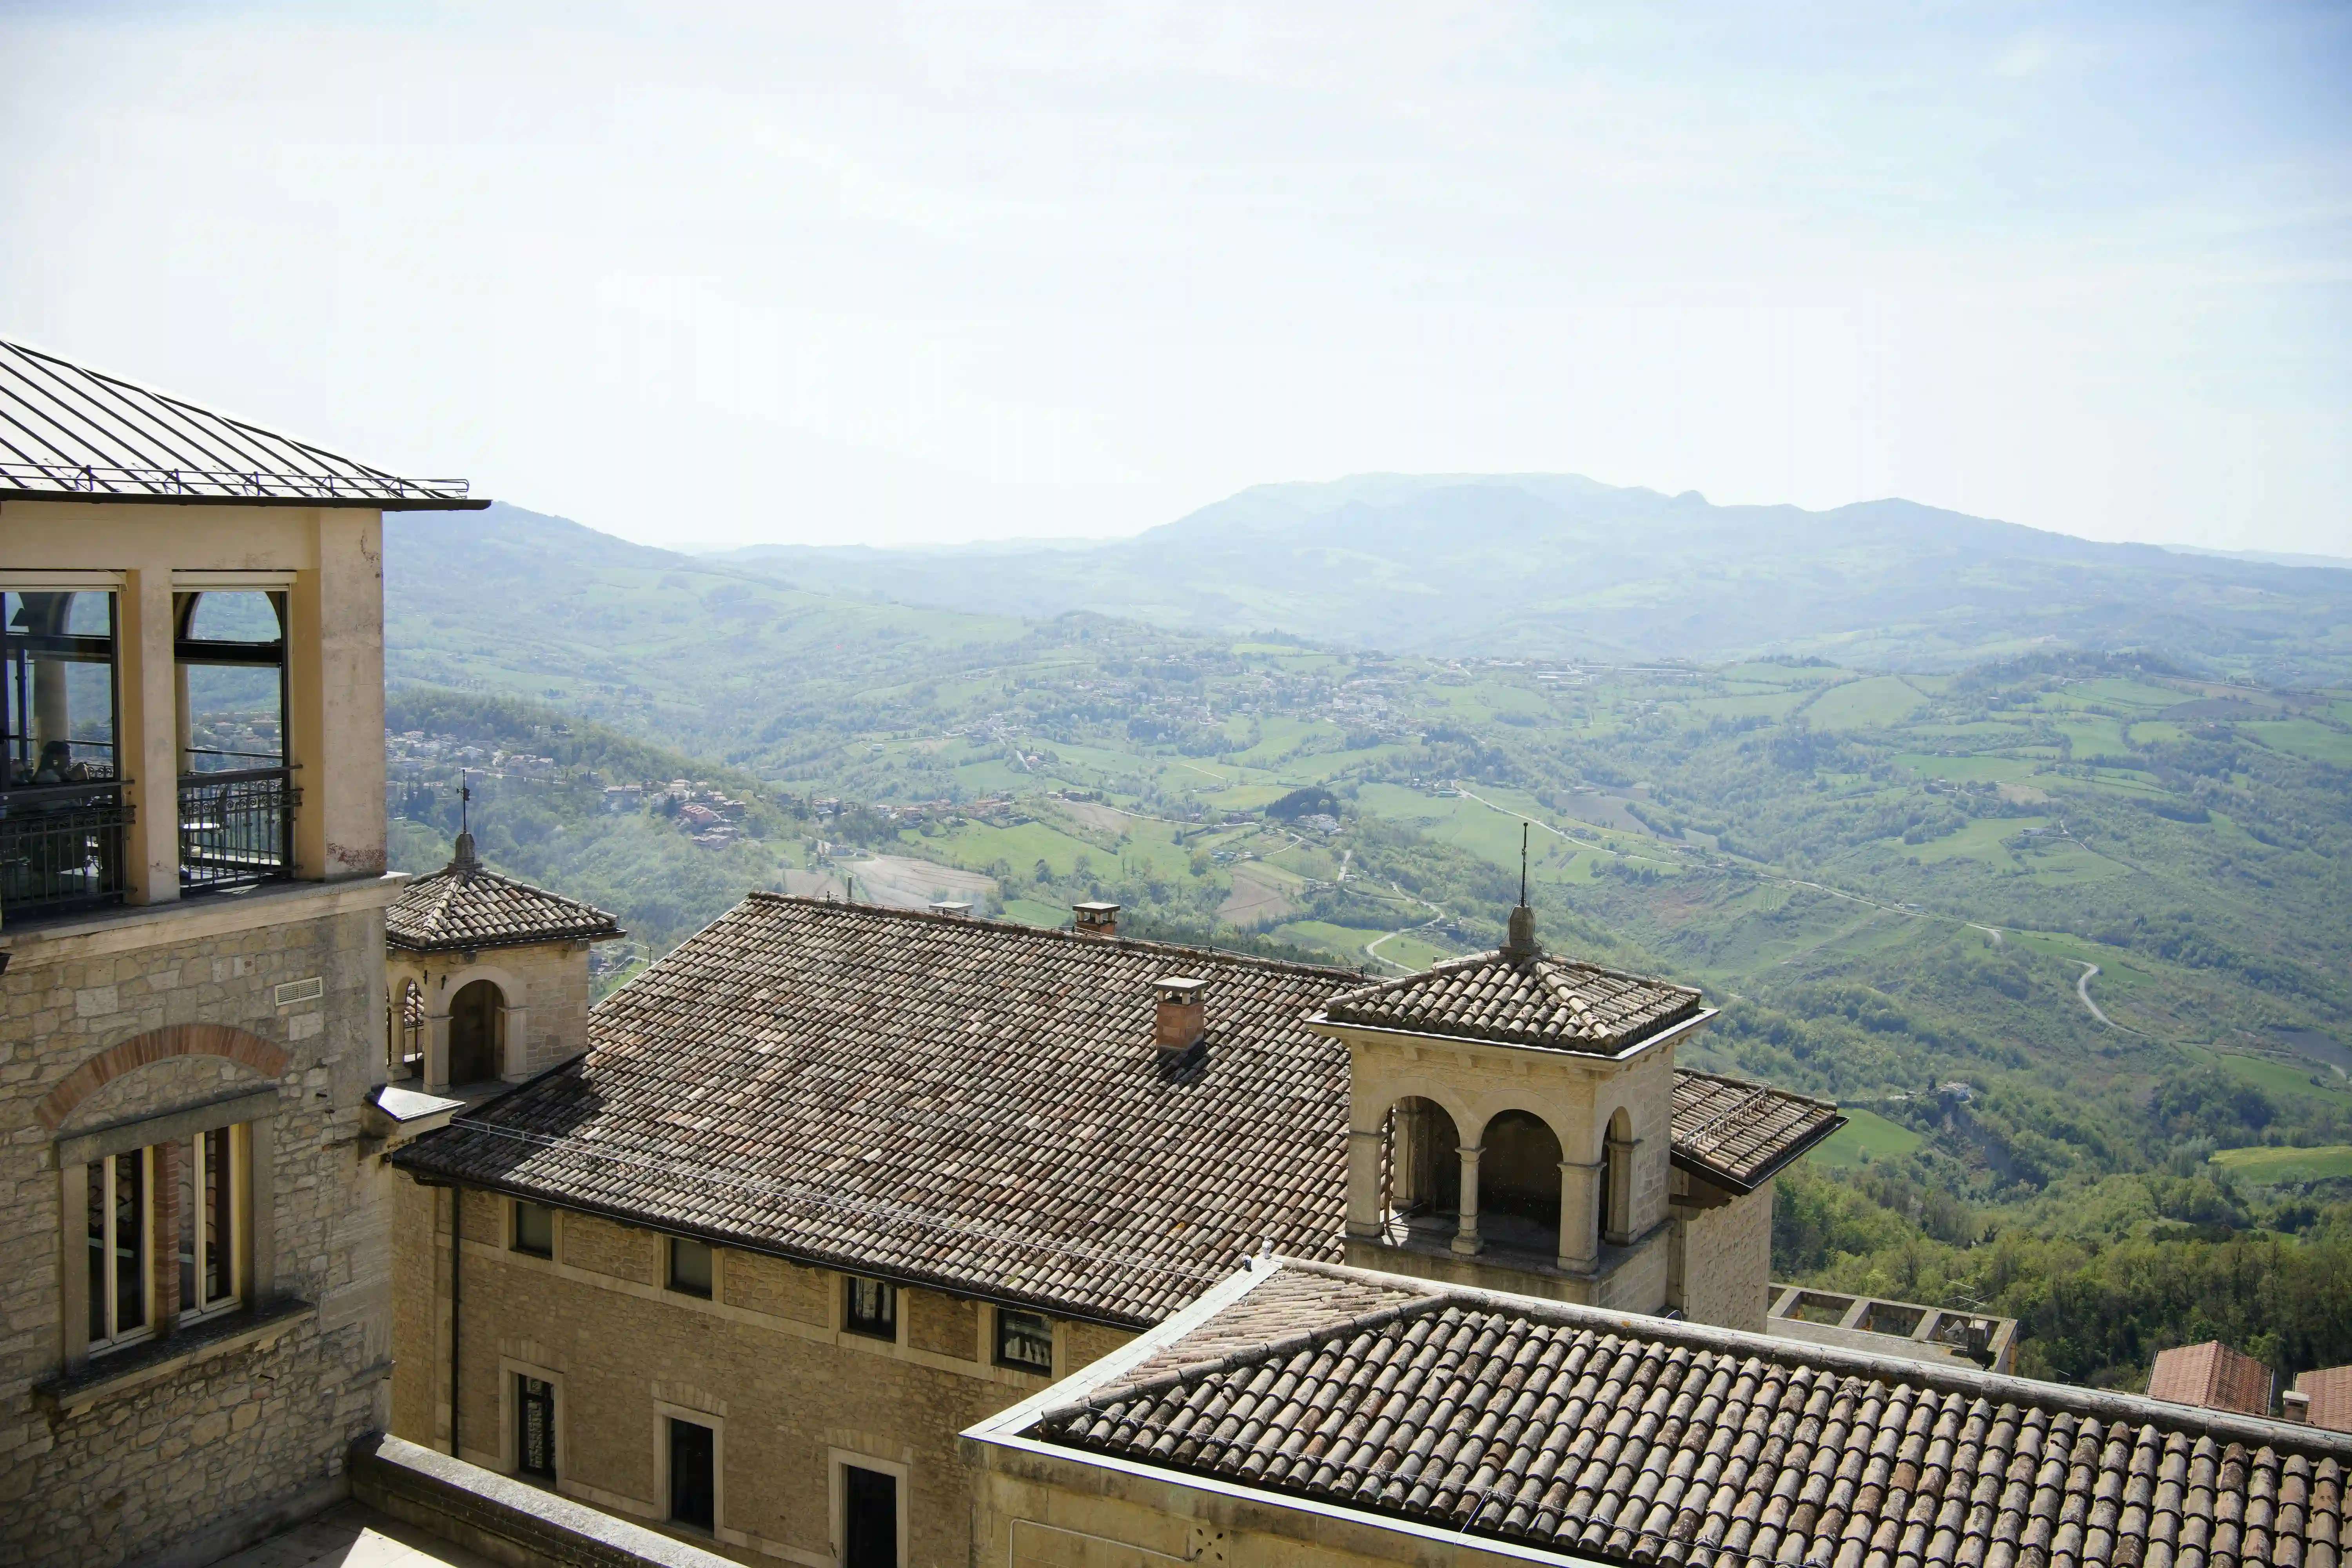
[
  {"x1": 1557, "y1": 1159, "x2": 1601, "y2": 1272},
  {"x1": 1451, "y1": 1144, "x2": 1483, "y2": 1255},
  {"x1": 425, "y1": 1007, "x2": 453, "y2": 1093},
  {"x1": 499, "y1": 1005, "x2": 531, "y2": 1081},
  {"x1": 117, "y1": 564, "x2": 182, "y2": 904},
  {"x1": 288, "y1": 510, "x2": 388, "y2": 882},
  {"x1": 1604, "y1": 1131, "x2": 1638, "y2": 1246},
  {"x1": 1345, "y1": 1123, "x2": 1385, "y2": 1240}
]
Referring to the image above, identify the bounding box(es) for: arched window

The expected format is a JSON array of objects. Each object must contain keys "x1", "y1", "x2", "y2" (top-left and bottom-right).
[
  {"x1": 388, "y1": 980, "x2": 426, "y2": 1080},
  {"x1": 1386, "y1": 1096, "x2": 1461, "y2": 1220},
  {"x1": 448, "y1": 979, "x2": 505, "y2": 1085},
  {"x1": 1479, "y1": 1110, "x2": 1564, "y2": 1253}
]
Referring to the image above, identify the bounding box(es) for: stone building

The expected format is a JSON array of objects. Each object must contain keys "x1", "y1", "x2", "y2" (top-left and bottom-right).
[
  {"x1": 383, "y1": 833, "x2": 623, "y2": 1092},
  {"x1": 387, "y1": 892, "x2": 1844, "y2": 1564},
  {"x1": 0, "y1": 337, "x2": 492, "y2": 1564},
  {"x1": 967, "y1": 1253, "x2": 2352, "y2": 1568}
]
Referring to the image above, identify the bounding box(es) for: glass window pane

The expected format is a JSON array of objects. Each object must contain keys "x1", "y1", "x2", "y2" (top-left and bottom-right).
[
  {"x1": 4, "y1": 590, "x2": 120, "y2": 788},
  {"x1": 997, "y1": 1309, "x2": 1054, "y2": 1372},
  {"x1": 513, "y1": 1202, "x2": 554, "y2": 1257},
  {"x1": 203, "y1": 1126, "x2": 233, "y2": 1305},
  {"x1": 113, "y1": 1151, "x2": 145, "y2": 1332},
  {"x1": 86, "y1": 1161, "x2": 107, "y2": 1341},
  {"x1": 669, "y1": 1238, "x2": 712, "y2": 1298},
  {"x1": 179, "y1": 1138, "x2": 198, "y2": 1314},
  {"x1": 845, "y1": 1277, "x2": 895, "y2": 1337}
]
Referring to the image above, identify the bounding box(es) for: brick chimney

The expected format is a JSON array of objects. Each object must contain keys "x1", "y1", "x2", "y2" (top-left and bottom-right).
[
  {"x1": 1155, "y1": 976, "x2": 1208, "y2": 1053},
  {"x1": 1073, "y1": 902, "x2": 1120, "y2": 938}
]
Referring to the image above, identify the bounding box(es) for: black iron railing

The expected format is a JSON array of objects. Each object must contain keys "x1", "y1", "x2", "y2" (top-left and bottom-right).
[
  {"x1": 0, "y1": 783, "x2": 132, "y2": 915},
  {"x1": 179, "y1": 768, "x2": 298, "y2": 892}
]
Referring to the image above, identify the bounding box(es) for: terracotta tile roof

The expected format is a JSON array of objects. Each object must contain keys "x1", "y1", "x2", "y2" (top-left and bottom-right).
[
  {"x1": 394, "y1": 895, "x2": 1359, "y2": 1325},
  {"x1": 387, "y1": 838, "x2": 623, "y2": 954},
  {"x1": 1317, "y1": 950, "x2": 1703, "y2": 1054},
  {"x1": 1672, "y1": 1071, "x2": 1844, "y2": 1193},
  {"x1": 2150, "y1": 1342, "x2": 2276, "y2": 1417},
  {"x1": 2299, "y1": 1367, "x2": 2352, "y2": 1435},
  {"x1": 1032, "y1": 1260, "x2": 2352, "y2": 1568},
  {"x1": 394, "y1": 897, "x2": 1829, "y2": 1326}
]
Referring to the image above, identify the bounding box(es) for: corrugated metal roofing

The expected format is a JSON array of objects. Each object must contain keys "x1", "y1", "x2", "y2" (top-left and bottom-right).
[{"x1": 0, "y1": 337, "x2": 482, "y2": 508}]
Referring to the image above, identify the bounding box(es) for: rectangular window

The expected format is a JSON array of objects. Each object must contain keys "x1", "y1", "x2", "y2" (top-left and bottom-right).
[
  {"x1": 842, "y1": 1464, "x2": 898, "y2": 1568},
  {"x1": 512, "y1": 1201, "x2": 554, "y2": 1258},
  {"x1": 995, "y1": 1308, "x2": 1054, "y2": 1373},
  {"x1": 85, "y1": 1147, "x2": 151, "y2": 1351},
  {"x1": 667, "y1": 1236, "x2": 713, "y2": 1298},
  {"x1": 843, "y1": 1276, "x2": 895, "y2": 1339},
  {"x1": 668, "y1": 1417, "x2": 716, "y2": 1532},
  {"x1": 2, "y1": 588, "x2": 129, "y2": 913},
  {"x1": 176, "y1": 1125, "x2": 241, "y2": 1321},
  {"x1": 516, "y1": 1375, "x2": 556, "y2": 1480}
]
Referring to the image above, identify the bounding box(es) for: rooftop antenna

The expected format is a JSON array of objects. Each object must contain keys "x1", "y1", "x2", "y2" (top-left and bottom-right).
[{"x1": 1519, "y1": 822, "x2": 1529, "y2": 907}]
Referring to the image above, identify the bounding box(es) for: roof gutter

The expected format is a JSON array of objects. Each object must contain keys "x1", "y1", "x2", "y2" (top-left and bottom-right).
[{"x1": 1, "y1": 488, "x2": 491, "y2": 511}]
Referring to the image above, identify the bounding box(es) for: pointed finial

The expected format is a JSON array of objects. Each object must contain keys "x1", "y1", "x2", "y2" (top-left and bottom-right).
[
  {"x1": 1502, "y1": 821, "x2": 1539, "y2": 962},
  {"x1": 450, "y1": 771, "x2": 479, "y2": 874}
]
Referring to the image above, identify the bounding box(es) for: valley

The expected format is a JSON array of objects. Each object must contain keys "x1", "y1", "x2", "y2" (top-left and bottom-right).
[{"x1": 382, "y1": 501, "x2": 2352, "y2": 1389}]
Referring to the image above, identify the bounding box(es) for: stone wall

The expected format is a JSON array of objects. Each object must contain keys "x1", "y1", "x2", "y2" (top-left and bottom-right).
[
  {"x1": 1672, "y1": 1177, "x2": 1773, "y2": 1333},
  {"x1": 0, "y1": 887, "x2": 396, "y2": 1567},
  {"x1": 391, "y1": 1182, "x2": 1138, "y2": 1566}
]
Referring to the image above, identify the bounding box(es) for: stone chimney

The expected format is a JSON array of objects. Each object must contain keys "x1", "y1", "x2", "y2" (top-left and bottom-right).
[
  {"x1": 1155, "y1": 976, "x2": 1208, "y2": 1053},
  {"x1": 1073, "y1": 902, "x2": 1120, "y2": 938},
  {"x1": 927, "y1": 899, "x2": 973, "y2": 918},
  {"x1": 2283, "y1": 1389, "x2": 2312, "y2": 1424}
]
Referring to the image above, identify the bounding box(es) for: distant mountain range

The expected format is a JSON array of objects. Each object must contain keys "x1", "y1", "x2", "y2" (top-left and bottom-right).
[{"x1": 704, "y1": 474, "x2": 2352, "y2": 681}]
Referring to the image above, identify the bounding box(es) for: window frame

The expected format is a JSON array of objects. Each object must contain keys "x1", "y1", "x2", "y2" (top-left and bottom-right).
[
  {"x1": 85, "y1": 1145, "x2": 155, "y2": 1354},
  {"x1": 993, "y1": 1306, "x2": 1055, "y2": 1374},
  {"x1": 842, "y1": 1274, "x2": 897, "y2": 1341},
  {"x1": 666, "y1": 1236, "x2": 714, "y2": 1299},
  {"x1": 511, "y1": 1200, "x2": 556, "y2": 1259},
  {"x1": 176, "y1": 1123, "x2": 245, "y2": 1325}
]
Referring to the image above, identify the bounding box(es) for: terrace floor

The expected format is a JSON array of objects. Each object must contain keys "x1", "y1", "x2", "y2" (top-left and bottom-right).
[{"x1": 208, "y1": 1503, "x2": 499, "y2": 1568}]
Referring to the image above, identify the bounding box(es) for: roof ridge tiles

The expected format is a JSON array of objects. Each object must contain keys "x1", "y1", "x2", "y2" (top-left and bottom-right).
[{"x1": 734, "y1": 889, "x2": 1365, "y2": 980}]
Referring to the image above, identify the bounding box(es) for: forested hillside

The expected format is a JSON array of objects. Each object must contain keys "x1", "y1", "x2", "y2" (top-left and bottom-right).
[{"x1": 385, "y1": 506, "x2": 2352, "y2": 1390}]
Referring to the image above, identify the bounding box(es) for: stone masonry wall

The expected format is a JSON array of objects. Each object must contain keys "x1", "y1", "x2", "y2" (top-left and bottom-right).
[
  {"x1": 0, "y1": 899, "x2": 394, "y2": 1568},
  {"x1": 1677, "y1": 1178, "x2": 1774, "y2": 1334},
  {"x1": 399, "y1": 1184, "x2": 1137, "y2": 1567}
]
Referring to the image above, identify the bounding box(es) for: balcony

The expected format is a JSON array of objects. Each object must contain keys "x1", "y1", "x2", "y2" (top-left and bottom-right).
[
  {"x1": 0, "y1": 780, "x2": 132, "y2": 915},
  {"x1": 178, "y1": 767, "x2": 298, "y2": 893}
]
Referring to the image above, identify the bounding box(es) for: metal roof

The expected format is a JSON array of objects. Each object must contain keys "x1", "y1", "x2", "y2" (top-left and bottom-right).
[{"x1": 0, "y1": 337, "x2": 486, "y2": 509}]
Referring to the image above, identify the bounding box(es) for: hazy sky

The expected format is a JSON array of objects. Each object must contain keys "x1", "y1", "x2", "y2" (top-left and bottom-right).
[{"x1": 2, "y1": 2, "x2": 2346, "y2": 554}]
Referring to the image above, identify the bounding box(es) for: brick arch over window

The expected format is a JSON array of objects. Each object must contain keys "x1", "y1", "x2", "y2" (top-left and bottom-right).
[{"x1": 36, "y1": 1023, "x2": 288, "y2": 1130}]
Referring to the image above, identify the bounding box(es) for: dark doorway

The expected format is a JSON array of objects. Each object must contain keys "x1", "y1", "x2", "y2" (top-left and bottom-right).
[
  {"x1": 843, "y1": 1464, "x2": 897, "y2": 1568},
  {"x1": 668, "y1": 1417, "x2": 715, "y2": 1531},
  {"x1": 449, "y1": 978, "x2": 503, "y2": 1084},
  {"x1": 516, "y1": 1376, "x2": 555, "y2": 1481}
]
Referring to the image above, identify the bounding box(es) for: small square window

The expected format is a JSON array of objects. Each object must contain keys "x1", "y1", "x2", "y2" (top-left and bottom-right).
[
  {"x1": 995, "y1": 1308, "x2": 1054, "y2": 1373},
  {"x1": 512, "y1": 1201, "x2": 554, "y2": 1258},
  {"x1": 843, "y1": 1276, "x2": 896, "y2": 1339},
  {"x1": 668, "y1": 1237, "x2": 713, "y2": 1298}
]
